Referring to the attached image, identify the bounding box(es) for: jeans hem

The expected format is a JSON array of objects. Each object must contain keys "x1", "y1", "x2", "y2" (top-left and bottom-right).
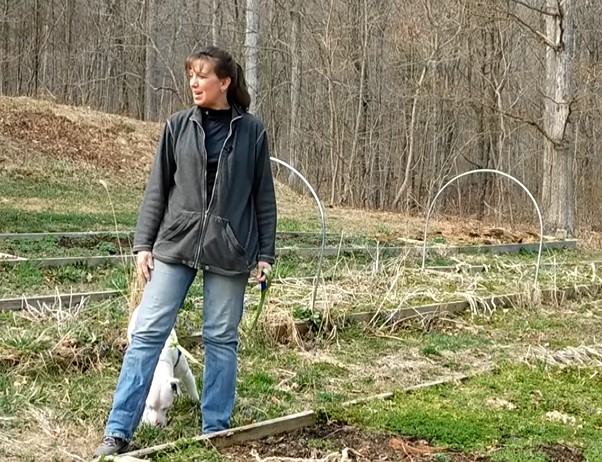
[{"x1": 105, "y1": 431, "x2": 130, "y2": 442}]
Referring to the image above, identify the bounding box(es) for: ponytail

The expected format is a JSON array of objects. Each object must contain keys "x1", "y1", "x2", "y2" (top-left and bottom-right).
[
  {"x1": 228, "y1": 63, "x2": 251, "y2": 112},
  {"x1": 185, "y1": 46, "x2": 252, "y2": 112}
]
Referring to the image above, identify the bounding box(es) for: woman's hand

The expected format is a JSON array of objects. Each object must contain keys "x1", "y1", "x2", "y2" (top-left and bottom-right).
[
  {"x1": 256, "y1": 261, "x2": 272, "y2": 282},
  {"x1": 137, "y1": 251, "x2": 155, "y2": 282}
]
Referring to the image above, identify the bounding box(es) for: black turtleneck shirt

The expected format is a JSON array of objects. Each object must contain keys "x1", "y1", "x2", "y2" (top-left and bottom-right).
[{"x1": 200, "y1": 107, "x2": 231, "y2": 204}]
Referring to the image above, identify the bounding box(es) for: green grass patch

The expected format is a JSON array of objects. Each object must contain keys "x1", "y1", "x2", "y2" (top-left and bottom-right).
[
  {"x1": 0, "y1": 262, "x2": 130, "y2": 297},
  {"x1": 0, "y1": 236, "x2": 132, "y2": 258},
  {"x1": 0, "y1": 207, "x2": 138, "y2": 233},
  {"x1": 332, "y1": 364, "x2": 602, "y2": 460},
  {"x1": 418, "y1": 332, "x2": 491, "y2": 357}
]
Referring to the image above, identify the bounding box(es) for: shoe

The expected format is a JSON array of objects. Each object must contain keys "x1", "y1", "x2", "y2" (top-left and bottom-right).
[{"x1": 93, "y1": 436, "x2": 129, "y2": 458}]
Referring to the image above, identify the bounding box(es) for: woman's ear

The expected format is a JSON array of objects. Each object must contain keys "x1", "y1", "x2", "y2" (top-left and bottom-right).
[{"x1": 220, "y1": 76, "x2": 231, "y2": 93}]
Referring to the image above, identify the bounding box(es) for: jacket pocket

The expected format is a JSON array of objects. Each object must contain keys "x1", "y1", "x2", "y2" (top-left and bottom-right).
[
  {"x1": 201, "y1": 215, "x2": 248, "y2": 272},
  {"x1": 160, "y1": 213, "x2": 192, "y2": 242},
  {"x1": 154, "y1": 211, "x2": 202, "y2": 263}
]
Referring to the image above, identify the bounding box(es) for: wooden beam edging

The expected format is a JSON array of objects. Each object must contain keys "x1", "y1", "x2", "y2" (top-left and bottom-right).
[
  {"x1": 112, "y1": 369, "x2": 488, "y2": 461},
  {"x1": 180, "y1": 283, "x2": 602, "y2": 347},
  {"x1": 341, "y1": 283, "x2": 602, "y2": 327},
  {"x1": 0, "y1": 290, "x2": 121, "y2": 311},
  {"x1": 0, "y1": 231, "x2": 134, "y2": 241},
  {"x1": 0, "y1": 230, "x2": 339, "y2": 242},
  {"x1": 277, "y1": 240, "x2": 577, "y2": 258},
  {"x1": 113, "y1": 411, "x2": 316, "y2": 460},
  {"x1": 427, "y1": 260, "x2": 602, "y2": 274},
  {"x1": 0, "y1": 240, "x2": 578, "y2": 269},
  {"x1": 0, "y1": 255, "x2": 135, "y2": 268}
]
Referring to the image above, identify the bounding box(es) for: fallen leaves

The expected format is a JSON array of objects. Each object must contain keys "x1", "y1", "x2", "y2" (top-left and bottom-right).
[{"x1": 388, "y1": 437, "x2": 447, "y2": 456}]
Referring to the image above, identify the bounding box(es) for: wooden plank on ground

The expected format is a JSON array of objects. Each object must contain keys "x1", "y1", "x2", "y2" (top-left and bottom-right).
[
  {"x1": 121, "y1": 410, "x2": 316, "y2": 459},
  {"x1": 114, "y1": 369, "x2": 492, "y2": 461},
  {"x1": 277, "y1": 240, "x2": 577, "y2": 258},
  {"x1": 427, "y1": 260, "x2": 602, "y2": 274},
  {"x1": 0, "y1": 240, "x2": 578, "y2": 269},
  {"x1": 0, "y1": 252, "x2": 25, "y2": 260},
  {"x1": 0, "y1": 230, "x2": 335, "y2": 242},
  {"x1": 0, "y1": 255, "x2": 135, "y2": 268},
  {"x1": 181, "y1": 283, "x2": 602, "y2": 347},
  {"x1": 0, "y1": 231, "x2": 133, "y2": 241},
  {"x1": 0, "y1": 290, "x2": 121, "y2": 311}
]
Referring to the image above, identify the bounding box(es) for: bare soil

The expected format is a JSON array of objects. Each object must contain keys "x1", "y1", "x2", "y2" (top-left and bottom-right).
[
  {"x1": 221, "y1": 424, "x2": 493, "y2": 461},
  {"x1": 537, "y1": 444, "x2": 585, "y2": 462}
]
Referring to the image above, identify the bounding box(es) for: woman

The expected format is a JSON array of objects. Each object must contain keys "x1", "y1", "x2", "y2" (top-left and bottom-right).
[{"x1": 94, "y1": 46, "x2": 277, "y2": 457}]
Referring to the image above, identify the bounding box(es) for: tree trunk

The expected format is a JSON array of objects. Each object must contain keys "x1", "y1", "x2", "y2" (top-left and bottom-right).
[
  {"x1": 32, "y1": 0, "x2": 42, "y2": 95},
  {"x1": 144, "y1": 0, "x2": 158, "y2": 121},
  {"x1": 1, "y1": 0, "x2": 9, "y2": 95},
  {"x1": 392, "y1": 62, "x2": 428, "y2": 210},
  {"x1": 244, "y1": 0, "x2": 259, "y2": 114},
  {"x1": 345, "y1": 0, "x2": 368, "y2": 205},
  {"x1": 211, "y1": 0, "x2": 219, "y2": 46},
  {"x1": 288, "y1": 5, "x2": 302, "y2": 188},
  {"x1": 541, "y1": 0, "x2": 576, "y2": 237}
]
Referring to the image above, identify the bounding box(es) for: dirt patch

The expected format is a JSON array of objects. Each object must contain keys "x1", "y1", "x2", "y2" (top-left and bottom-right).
[
  {"x1": 56, "y1": 235, "x2": 132, "y2": 252},
  {"x1": 221, "y1": 424, "x2": 492, "y2": 461},
  {"x1": 0, "y1": 96, "x2": 159, "y2": 184},
  {"x1": 537, "y1": 444, "x2": 584, "y2": 462}
]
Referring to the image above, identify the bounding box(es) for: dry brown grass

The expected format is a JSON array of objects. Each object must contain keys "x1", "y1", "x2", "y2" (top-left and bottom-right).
[{"x1": 0, "y1": 96, "x2": 160, "y2": 185}]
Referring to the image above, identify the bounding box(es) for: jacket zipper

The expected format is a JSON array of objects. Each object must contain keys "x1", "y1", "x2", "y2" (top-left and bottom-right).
[
  {"x1": 194, "y1": 114, "x2": 242, "y2": 268},
  {"x1": 192, "y1": 118, "x2": 207, "y2": 266}
]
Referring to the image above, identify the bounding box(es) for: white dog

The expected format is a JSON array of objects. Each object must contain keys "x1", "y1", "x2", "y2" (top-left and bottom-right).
[{"x1": 128, "y1": 306, "x2": 200, "y2": 427}]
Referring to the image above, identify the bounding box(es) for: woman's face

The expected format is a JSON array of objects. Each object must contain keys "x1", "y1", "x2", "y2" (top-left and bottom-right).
[{"x1": 188, "y1": 59, "x2": 230, "y2": 108}]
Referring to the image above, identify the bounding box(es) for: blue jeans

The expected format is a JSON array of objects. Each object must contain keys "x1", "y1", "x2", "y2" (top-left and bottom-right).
[{"x1": 105, "y1": 259, "x2": 248, "y2": 440}]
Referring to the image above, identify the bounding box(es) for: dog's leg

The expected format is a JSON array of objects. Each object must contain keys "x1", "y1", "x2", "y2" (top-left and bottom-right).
[{"x1": 175, "y1": 356, "x2": 200, "y2": 402}]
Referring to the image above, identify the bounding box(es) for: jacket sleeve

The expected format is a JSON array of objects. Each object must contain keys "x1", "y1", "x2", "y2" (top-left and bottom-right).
[
  {"x1": 253, "y1": 129, "x2": 277, "y2": 264},
  {"x1": 133, "y1": 121, "x2": 176, "y2": 253}
]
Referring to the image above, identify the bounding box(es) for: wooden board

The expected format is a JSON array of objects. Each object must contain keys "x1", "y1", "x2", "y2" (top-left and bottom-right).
[
  {"x1": 0, "y1": 255, "x2": 135, "y2": 268},
  {"x1": 113, "y1": 370, "x2": 490, "y2": 461},
  {"x1": 0, "y1": 239, "x2": 578, "y2": 270},
  {"x1": 121, "y1": 410, "x2": 316, "y2": 459},
  {"x1": 180, "y1": 282, "x2": 602, "y2": 347},
  {"x1": 0, "y1": 290, "x2": 120, "y2": 311},
  {"x1": 0, "y1": 230, "x2": 335, "y2": 241}
]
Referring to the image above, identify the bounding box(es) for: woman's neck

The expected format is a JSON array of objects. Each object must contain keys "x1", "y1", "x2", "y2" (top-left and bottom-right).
[{"x1": 200, "y1": 100, "x2": 230, "y2": 110}]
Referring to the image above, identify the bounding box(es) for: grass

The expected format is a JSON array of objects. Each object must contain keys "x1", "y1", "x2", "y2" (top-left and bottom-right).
[
  {"x1": 2, "y1": 95, "x2": 602, "y2": 461},
  {"x1": 0, "y1": 277, "x2": 601, "y2": 460},
  {"x1": 0, "y1": 262, "x2": 129, "y2": 297},
  {"x1": 0, "y1": 236, "x2": 132, "y2": 258},
  {"x1": 331, "y1": 364, "x2": 602, "y2": 461},
  {"x1": 0, "y1": 207, "x2": 139, "y2": 233}
]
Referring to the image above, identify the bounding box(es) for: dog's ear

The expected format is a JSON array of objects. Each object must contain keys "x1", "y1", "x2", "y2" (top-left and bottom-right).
[{"x1": 169, "y1": 378, "x2": 182, "y2": 395}]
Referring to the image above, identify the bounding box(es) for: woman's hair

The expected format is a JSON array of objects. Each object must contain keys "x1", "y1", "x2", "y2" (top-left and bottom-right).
[{"x1": 185, "y1": 46, "x2": 251, "y2": 112}]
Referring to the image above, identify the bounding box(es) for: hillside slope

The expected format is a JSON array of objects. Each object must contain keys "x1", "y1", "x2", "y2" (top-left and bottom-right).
[{"x1": 0, "y1": 96, "x2": 559, "y2": 246}]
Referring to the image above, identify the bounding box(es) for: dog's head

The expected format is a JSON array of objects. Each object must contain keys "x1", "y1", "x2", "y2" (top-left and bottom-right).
[{"x1": 141, "y1": 378, "x2": 181, "y2": 427}]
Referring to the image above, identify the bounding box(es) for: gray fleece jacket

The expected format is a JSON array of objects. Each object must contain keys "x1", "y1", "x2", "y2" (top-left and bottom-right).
[{"x1": 132, "y1": 105, "x2": 277, "y2": 276}]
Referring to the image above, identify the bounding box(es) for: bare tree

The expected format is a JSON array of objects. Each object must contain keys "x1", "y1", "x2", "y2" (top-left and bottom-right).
[
  {"x1": 541, "y1": 0, "x2": 576, "y2": 236},
  {"x1": 244, "y1": 0, "x2": 259, "y2": 114},
  {"x1": 2, "y1": 0, "x2": 601, "y2": 232}
]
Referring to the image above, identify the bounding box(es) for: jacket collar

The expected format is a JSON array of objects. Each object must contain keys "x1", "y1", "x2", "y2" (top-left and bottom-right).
[{"x1": 190, "y1": 103, "x2": 244, "y2": 124}]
